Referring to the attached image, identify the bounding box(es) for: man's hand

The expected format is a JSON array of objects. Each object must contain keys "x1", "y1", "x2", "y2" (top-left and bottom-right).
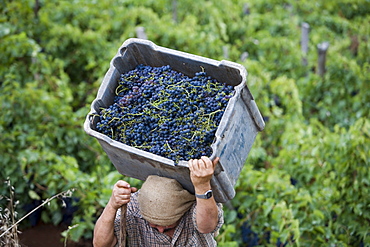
[
  {"x1": 94, "y1": 180, "x2": 137, "y2": 247},
  {"x1": 188, "y1": 156, "x2": 219, "y2": 193},
  {"x1": 188, "y1": 156, "x2": 220, "y2": 233},
  {"x1": 108, "y1": 180, "x2": 137, "y2": 211}
]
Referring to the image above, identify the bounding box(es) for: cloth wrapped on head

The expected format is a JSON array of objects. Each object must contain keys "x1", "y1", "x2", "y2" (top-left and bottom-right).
[{"x1": 138, "y1": 175, "x2": 195, "y2": 226}]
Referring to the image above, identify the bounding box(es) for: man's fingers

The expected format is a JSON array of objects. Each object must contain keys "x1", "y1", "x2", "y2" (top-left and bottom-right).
[
  {"x1": 130, "y1": 187, "x2": 138, "y2": 193},
  {"x1": 200, "y1": 156, "x2": 217, "y2": 169},
  {"x1": 189, "y1": 156, "x2": 219, "y2": 172},
  {"x1": 189, "y1": 159, "x2": 200, "y2": 171},
  {"x1": 116, "y1": 180, "x2": 131, "y2": 188},
  {"x1": 110, "y1": 180, "x2": 137, "y2": 209},
  {"x1": 212, "y1": 157, "x2": 220, "y2": 168},
  {"x1": 119, "y1": 194, "x2": 132, "y2": 200},
  {"x1": 198, "y1": 158, "x2": 206, "y2": 169},
  {"x1": 113, "y1": 181, "x2": 137, "y2": 198},
  {"x1": 188, "y1": 159, "x2": 194, "y2": 171}
]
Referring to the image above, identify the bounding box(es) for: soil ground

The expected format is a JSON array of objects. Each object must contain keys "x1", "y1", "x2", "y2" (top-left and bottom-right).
[{"x1": 19, "y1": 223, "x2": 92, "y2": 247}]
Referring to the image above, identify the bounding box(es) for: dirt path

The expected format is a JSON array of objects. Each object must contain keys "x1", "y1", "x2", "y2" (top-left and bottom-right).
[{"x1": 19, "y1": 223, "x2": 92, "y2": 247}]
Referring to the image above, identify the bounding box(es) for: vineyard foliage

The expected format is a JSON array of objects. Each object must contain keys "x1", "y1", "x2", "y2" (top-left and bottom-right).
[{"x1": 1, "y1": 0, "x2": 369, "y2": 246}]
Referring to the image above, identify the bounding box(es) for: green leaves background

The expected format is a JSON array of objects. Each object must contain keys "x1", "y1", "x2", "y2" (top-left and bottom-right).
[{"x1": 1, "y1": 0, "x2": 369, "y2": 245}]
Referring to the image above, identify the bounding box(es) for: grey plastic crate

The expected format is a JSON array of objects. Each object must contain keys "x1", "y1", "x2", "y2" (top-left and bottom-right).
[{"x1": 84, "y1": 38, "x2": 265, "y2": 203}]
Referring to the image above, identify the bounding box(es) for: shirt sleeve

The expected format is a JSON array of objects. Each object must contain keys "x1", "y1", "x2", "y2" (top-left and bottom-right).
[{"x1": 213, "y1": 203, "x2": 224, "y2": 236}]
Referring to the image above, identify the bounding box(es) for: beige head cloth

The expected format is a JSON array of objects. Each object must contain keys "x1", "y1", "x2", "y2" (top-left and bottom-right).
[{"x1": 138, "y1": 175, "x2": 195, "y2": 226}]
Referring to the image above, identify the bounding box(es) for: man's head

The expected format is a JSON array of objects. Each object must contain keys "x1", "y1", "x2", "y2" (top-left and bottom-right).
[
  {"x1": 147, "y1": 222, "x2": 179, "y2": 234},
  {"x1": 138, "y1": 175, "x2": 195, "y2": 227}
]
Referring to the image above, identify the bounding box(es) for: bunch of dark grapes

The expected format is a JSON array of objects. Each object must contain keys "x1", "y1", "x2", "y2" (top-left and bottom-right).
[{"x1": 95, "y1": 64, "x2": 234, "y2": 164}]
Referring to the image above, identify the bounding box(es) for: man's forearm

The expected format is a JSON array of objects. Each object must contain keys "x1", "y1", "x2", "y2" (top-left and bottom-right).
[
  {"x1": 194, "y1": 185, "x2": 219, "y2": 233},
  {"x1": 195, "y1": 198, "x2": 219, "y2": 233},
  {"x1": 93, "y1": 203, "x2": 118, "y2": 247}
]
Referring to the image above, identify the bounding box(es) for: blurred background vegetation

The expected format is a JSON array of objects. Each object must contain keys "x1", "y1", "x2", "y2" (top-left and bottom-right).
[{"x1": 1, "y1": 0, "x2": 369, "y2": 246}]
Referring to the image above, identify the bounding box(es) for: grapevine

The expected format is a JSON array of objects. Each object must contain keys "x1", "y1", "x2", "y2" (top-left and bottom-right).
[{"x1": 95, "y1": 64, "x2": 234, "y2": 164}]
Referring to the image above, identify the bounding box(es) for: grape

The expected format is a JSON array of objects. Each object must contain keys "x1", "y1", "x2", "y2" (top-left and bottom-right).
[{"x1": 95, "y1": 64, "x2": 234, "y2": 164}]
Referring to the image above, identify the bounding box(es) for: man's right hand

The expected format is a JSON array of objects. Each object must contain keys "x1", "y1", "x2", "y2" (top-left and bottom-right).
[
  {"x1": 93, "y1": 180, "x2": 137, "y2": 247},
  {"x1": 108, "y1": 180, "x2": 138, "y2": 210}
]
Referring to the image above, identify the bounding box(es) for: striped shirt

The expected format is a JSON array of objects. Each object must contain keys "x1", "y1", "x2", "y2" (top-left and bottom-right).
[{"x1": 113, "y1": 192, "x2": 224, "y2": 246}]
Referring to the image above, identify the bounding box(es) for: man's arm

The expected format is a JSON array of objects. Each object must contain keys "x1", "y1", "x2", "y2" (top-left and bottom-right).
[
  {"x1": 93, "y1": 180, "x2": 137, "y2": 247},
  {"x1": 188, "y1": 156, "x2": 220, "y2": 233}
]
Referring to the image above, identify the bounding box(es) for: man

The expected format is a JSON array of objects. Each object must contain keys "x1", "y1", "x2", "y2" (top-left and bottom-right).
[{"x1": 93, "y1": 156, "x2": 224, "y2": 246}]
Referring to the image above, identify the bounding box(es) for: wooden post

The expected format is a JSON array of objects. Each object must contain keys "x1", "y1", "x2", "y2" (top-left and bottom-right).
[
  {"x1": 243, "y1": 3, "x2": 250, "y2": 15},
  {"x1": 172, "y1": 0, "x2": 178, "y2": 23},
  {"x1": 240, "y1": 52, "x2": 249, "y2": 62},
  {"x1": 136, "y1": 27, "x2": 148, "y2": 40},
  {"x1": 34, "y1": 0, "x2": 40, "y2": 19},
  {"x1": 317, "y1": 41, "x2": 329, "y2": 76},
  {"x1": 222, "y1": 46, "x2": 229, "y2": 59},
  {"x1": 301, "y1": 22, "x2": 310, "y2": 66}
]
